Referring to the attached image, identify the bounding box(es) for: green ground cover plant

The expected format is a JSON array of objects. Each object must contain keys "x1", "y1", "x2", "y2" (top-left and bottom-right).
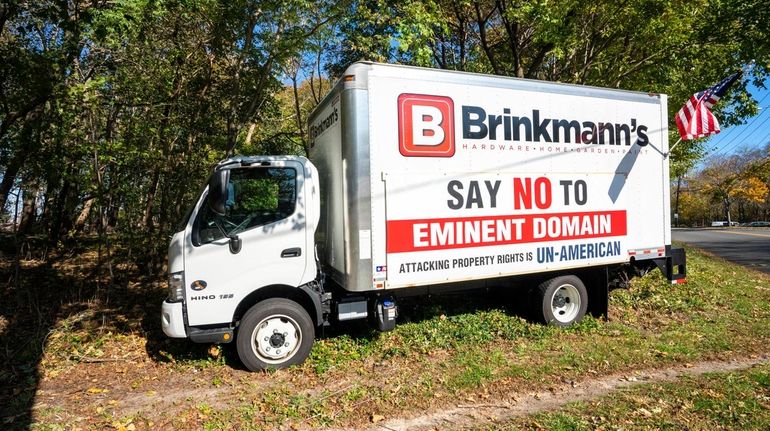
[{"x1": 2, "y1": 243, "x2": 769, "y2": 430}]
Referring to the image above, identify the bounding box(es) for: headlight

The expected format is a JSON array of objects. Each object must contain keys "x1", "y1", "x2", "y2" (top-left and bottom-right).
[{"x1": 168, "y1": 272, "x2": 184, "y2": 302}]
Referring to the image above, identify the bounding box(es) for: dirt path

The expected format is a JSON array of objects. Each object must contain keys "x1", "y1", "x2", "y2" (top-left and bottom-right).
[
  {"x1": 31, "y1": 360, "x2": 265, "y2": 423},
  {"x1": 338, "y1": 355, "x2": 770, "y2": 431}
]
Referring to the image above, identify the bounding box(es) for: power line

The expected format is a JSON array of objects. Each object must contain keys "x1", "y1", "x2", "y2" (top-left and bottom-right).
[
  {"x1": 711, "y1": 107, "x2": 770, "y2": 156},
  {"x1": 750, "y1": 123, "x2": 770, "y2": 150},
  {"x1": 709, "y1": 89, "x2": 770, "y2": 155},
  {"x1": 706, "y1": 110, "x2": 744, "y2": 142},
  {"x1": 715, "y1": 110, "x2": 770, "y2": 155}
]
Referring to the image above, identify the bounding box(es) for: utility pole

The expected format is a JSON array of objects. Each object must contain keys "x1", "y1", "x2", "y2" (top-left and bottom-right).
[{"x1": 674, "y1": 175, "x2": 682, "y2": 227}]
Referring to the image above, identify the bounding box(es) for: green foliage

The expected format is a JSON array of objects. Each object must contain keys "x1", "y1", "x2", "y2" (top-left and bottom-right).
[
  {"x1": 2, "y1": 0, "x2": 768, "y2": 261},
  {"x1": 329, "y1": 0, "x2": 769, "y2": 169},
  {"x1": 0, "y1": 0, "x2": 344, "y2": 269}
]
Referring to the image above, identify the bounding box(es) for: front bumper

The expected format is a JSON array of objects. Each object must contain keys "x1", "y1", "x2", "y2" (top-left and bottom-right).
[{"x1": 161, "y1": 300, "x2": 187, "y2": 338}]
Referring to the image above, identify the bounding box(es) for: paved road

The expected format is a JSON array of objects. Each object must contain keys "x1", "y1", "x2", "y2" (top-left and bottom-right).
[{"x1": 672, "y1": 228, "x2": 770, "y2": 274}]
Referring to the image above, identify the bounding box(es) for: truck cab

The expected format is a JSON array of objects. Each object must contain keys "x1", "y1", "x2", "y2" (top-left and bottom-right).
[{"x1": 162, "y1": 156, "x2": 324, "y2": 370}]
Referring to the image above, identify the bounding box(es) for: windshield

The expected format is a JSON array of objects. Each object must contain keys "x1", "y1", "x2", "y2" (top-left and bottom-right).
[{"x1": 193, "y1": 167, "x2": 297, "y2": 245}]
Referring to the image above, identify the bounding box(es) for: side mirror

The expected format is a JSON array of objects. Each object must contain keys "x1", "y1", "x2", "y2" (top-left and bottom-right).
[
  {"x1": 229, "y1": 235, "x2": 242, "y2": 254},
  {"x1": 208, "y1": 169, "x2": 230, "y2": 215}
]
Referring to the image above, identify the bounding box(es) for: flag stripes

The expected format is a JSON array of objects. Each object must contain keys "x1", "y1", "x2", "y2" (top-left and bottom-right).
[{"x1": 675, "y1": 72, "x2": 740, "y2": 141}]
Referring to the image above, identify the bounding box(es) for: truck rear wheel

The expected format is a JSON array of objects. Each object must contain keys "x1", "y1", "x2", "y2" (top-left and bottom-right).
[
  {"x1": 534, "y1": 275, "x2": 588, "y2": 327},
  {"x1": 236, "y1": 298, "x2": 314, "y2": 371}
]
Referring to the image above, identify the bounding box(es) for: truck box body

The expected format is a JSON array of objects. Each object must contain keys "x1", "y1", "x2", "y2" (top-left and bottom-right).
[{"x1": 309, "y1": 62, "x2": 671, "y2": 293}]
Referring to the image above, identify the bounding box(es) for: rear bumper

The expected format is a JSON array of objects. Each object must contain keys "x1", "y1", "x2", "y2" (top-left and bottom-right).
[
  {"x1": 666, "y1": 247, "x2": 687, "y2": 284},
  {"x1": 650, "y1": 246, "x2": 686, "y2": 284},
  {"x1": 162, "y1": 301, "x2": 187, "y2": 338}
]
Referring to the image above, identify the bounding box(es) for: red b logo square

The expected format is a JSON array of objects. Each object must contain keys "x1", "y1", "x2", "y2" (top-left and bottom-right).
[{"x1": 398, "y1": 94, "x2": 455, "y2": 157}]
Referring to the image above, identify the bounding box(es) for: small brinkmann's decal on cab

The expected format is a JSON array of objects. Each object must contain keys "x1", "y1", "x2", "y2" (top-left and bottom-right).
[{"x1": 191, "y1": 280, "x2": 207, "y2": 291}]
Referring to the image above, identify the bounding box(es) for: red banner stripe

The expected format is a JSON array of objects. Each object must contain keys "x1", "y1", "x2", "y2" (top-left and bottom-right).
[{"x1": 387, "y1": 210, "x2": 627, "y2": 253}]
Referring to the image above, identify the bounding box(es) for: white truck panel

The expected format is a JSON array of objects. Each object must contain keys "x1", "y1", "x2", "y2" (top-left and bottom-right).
[{"x1": 310, "y1": 62, "x2": 671, "y2": 292}]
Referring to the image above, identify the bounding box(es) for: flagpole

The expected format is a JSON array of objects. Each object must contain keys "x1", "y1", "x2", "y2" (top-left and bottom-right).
[{"x1": 665, "y1": 137, "x2": 683, "y2": 157}]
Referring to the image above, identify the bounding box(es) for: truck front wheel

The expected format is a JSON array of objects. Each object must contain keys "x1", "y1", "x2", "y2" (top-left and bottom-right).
[
  {"x1": 534, "y1": 275, "x2": 588, "y2": 327},
  {"x1": 236, "y1": 298, "x2": 314, "y2": 371}
]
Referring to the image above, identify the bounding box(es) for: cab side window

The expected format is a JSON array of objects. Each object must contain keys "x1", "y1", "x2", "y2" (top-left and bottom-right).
[{"x1": 194, "y1": 167, "x2": 297, "y2": 245}]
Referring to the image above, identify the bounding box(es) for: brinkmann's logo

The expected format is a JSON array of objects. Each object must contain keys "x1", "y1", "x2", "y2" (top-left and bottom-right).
[
  {"x1": 309, "y1": 107, "x2": 338, "y2": 141},
  {"x1": 396, "y1": 93, "x2": 650, "y2": 157},
  {"x1": 461, "y1": 106, "x2": 649, "y2": 146},
  {"x1": 398, "y1": 94, "x2": 455, "y2": 157}
]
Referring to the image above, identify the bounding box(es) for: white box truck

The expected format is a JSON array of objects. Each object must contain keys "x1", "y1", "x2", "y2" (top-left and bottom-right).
[{"x1": 162, "y1": 62, "x2": 686, "y2": 370}]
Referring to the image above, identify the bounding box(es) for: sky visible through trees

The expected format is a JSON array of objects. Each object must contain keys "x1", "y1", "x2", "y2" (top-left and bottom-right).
[{"x1": 706, "y1": 79, "x2": 770, "y2": 158}]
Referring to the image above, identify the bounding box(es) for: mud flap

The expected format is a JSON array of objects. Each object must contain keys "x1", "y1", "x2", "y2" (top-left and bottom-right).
[
  {"x1": 653, "y1": 246, "x2": 687, "y2": 284},
  {"x1": 586, "y1": 267, "x2": 609, "y2": 319}
]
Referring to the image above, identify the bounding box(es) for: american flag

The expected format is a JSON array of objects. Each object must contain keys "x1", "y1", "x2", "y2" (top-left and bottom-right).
[{"x1": 675, "y1": 72, "x2": 741, "y2": 140}]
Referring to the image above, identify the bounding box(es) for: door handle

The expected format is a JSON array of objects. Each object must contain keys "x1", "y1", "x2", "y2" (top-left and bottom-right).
[{"x1": 281, "y1": 248, "x2": 302, "y2": 258}]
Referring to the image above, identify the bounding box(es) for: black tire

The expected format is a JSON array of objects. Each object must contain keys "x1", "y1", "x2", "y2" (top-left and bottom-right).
[
  {"x1": 236, "y1": 298, "x2": 314, "y2": 371},
  {"x1": 533, "y1": 275, "x2": 588, "y2": 327}
]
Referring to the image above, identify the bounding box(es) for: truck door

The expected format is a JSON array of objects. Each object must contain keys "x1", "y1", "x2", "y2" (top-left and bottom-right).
[{"x1": 184, "y1": 161, "x2": 308, "y2": 326}]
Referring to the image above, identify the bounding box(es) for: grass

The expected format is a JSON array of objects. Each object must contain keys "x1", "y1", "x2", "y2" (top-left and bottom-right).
[
  {"x1": 173, "y1": 245, "x2": 770, "y2": 429},
  {"x1": 3, "y1": 243, "x2": 770, "y2": 430},
  {"x1": 493, "y1": 363, "x2": 770, "y2": 430},
  {"x1": 297, "y1": 246, "x2": 764, "y2": 381}
]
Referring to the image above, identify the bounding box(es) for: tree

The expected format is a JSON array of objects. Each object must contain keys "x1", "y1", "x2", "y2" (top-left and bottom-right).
[
  {"x1": 685, "y1": 145, "x2": 770, "y2": 225},
  {"x1": 0, "y1": 0, "x2": 343, "y2": 268},
  {"x1": 676, "y1": 186, "x2": 711, "y2": 226},
  {"x1": 328, "y1": 0, "x2": 769, "y2": 173},
  {"x1": 2, "y1": 0, "x2": 769, "y2": 262}
]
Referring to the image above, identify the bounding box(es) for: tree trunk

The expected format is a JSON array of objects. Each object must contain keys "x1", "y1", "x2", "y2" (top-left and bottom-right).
[
  {"x1": 0, "y1": 149, "x2": 25, "y2": 213},
  {"x1": 40, "y1": 173, "x2": 59, "y2": 234},
  {"x1": 17, "y1": 180, "x2": 38, "y2": 236},
  {"x1": 48, "y1": 165, "x2": 79, "y2": 246},
  {"x1": 143, "y1": 170, "x2": 160, "y2": 230},
  {"x1": 74, "y1": 197, "x2": 94, "y2": 232},
  {"x1": 674, "y1": 175, "x2": 681, "y2": 227},
  {"x1": 48, "y1": 178, "x2": 70, "y2": 246}
]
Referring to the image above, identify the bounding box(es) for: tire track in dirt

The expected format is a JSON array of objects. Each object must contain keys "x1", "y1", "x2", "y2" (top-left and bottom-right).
[{"x1": 340, "y1": 355, "x2": 770, "y2": 431}]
